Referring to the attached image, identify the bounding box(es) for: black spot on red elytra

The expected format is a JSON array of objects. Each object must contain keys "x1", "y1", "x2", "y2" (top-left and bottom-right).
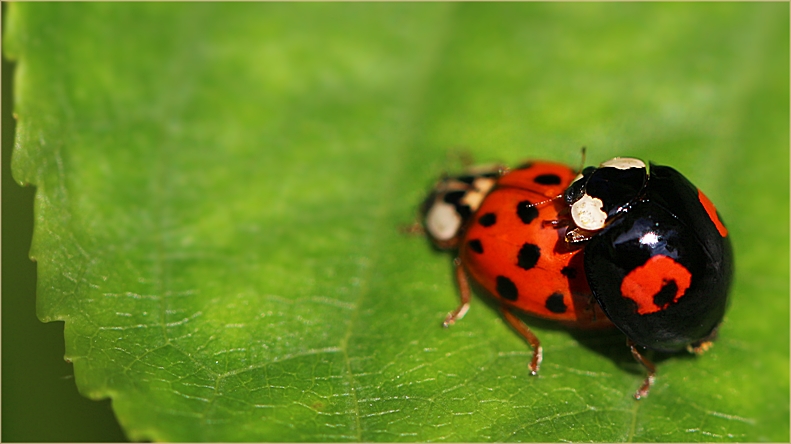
[
  {"x1": 653, "y1": 280, "x2": 679, "y2": 309},
  {"x1": 479, "y1": 213, "x2": 497, "y2": 227},
  {"x1": 468, "y1": 239, "x2": 484, "y2": 254},
  {"x1": 496, "y1": 276, "x2": 519, "y2": 301},
  {"x1": 534, "y1": 174, "x2": 562, "y2": 185},
  {"x1": 517, "y1": 243, "x2": 541, "y2": 270},
  {"x1": 516, "y1": 201, "x2": 538, "y2": 224},
  {"x1": 560, "y1": 266, "x2": 577, "y2": 279},
  {"x1": 545, "y1": 293, "x2": 567, "y2": 314}
]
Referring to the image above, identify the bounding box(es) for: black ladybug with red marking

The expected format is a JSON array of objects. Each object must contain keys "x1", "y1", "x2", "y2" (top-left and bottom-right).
[{"x1": 563, "y1": 157, "x2": 733, "y2": 399}]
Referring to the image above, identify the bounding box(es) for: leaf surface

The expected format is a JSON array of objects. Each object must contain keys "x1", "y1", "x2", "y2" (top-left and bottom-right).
[{"x1": 6, "y1": 3, "x2": 789, "y2": 441}]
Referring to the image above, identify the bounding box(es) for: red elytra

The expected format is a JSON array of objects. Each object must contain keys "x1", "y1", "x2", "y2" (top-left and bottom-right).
[
  {"x1": 458, "y1": 162, "x2": 611, "y2": 328},
  {"x1": 429, "y1": 161, "x2": 614, "y2": 375}
]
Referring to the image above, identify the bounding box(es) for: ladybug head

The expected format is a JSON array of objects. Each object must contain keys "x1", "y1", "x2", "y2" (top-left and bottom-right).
[
  {"x1": 564, "y1": 157, "x2": 648, "y2": 239},
  {"x1": 422, "y1": 165, "x2": 502, "y2": 249}
]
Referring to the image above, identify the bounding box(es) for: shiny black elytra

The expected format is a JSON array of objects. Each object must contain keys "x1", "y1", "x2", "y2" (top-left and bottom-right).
[
  {"x1": 565, "y1": 159, "x2": 733, "y2": 399},
  {"x1": 584, "y1": 164, "x2": 733, "y2": 351}
]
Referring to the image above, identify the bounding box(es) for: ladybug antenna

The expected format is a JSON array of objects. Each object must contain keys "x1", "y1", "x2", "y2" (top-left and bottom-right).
[
  {"x1": 532, "y1": 195, "x2": 562, "y2": 209},
  {"x1": 576, "y1": 146, "x2": 587, "y2": 173}
]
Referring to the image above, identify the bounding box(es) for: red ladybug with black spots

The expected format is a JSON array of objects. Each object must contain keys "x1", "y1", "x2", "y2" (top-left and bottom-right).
[
  {"x1": 420, "y1": 156, "x2": 732, "y2": 399},
  {"x1": 421, "y1": 161, "x2": 614, "y2": 376}
]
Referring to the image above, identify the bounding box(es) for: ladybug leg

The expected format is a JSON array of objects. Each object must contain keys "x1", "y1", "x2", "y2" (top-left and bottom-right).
[
  {"x1": 500, "y1": 306, "x2": 542, "y2": 376},
  {"x1": 565, "y1": 227, "x2": 596, "y2": 245},
  {"x1": 542, "y1": 219, "x2": 569, "y2": 229},
  {"x1": 399, "y1": 221, "x2": 425, "y2": 236},
  {"x1": 586, "y1": 294, "x2": 600, "y2": 322},
  {"x1": 453, "y1": 150, "x2": 475, "y2": 168},
  {"x1": 687, "y1": 325, "x2": 719, "y2": 355},
  {"x1": 627, "y1": 339, "x2": 656, "y2": 400},
  {"x1": 443, "y1": 257, "x2": 471, "y2": 328},
  {"x1": 687, "y1": 341, "x2": 714, "y2": 355}
]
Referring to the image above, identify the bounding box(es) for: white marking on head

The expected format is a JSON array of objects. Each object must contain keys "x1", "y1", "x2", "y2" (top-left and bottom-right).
[
  {"x1": 461, "y1": 177, "x2": 496, "y2": 211},
  {"x1": 425, "y1": 201, "x2": 461, "y2": 241},
  {"x1": 600, "y1": 157, "x2": 645, "y2": 170},
  {"x1": 461, "y1": 190, "x2": 485, "y2": 213},
  {"x1": 571, "y1": 194, "x2": 607, "y2": 230},
  {"x1": 473, "y1": 177, "x2": 496, "y2": 195}
]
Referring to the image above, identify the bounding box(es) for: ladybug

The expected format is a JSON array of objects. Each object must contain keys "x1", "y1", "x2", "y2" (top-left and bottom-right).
[
  {"x1": 421, "y1": 161, "x2": 613, "y2": 376},
  {"x1": 563, "y1": 157, "x2": 733, "y2": 398},
  {"x1": 420, "y1": 156, "x2": 733, "y2": 400}
]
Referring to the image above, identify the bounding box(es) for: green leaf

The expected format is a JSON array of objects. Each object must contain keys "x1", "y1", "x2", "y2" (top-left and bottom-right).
[{"x1": 6, "y1": 2, "x2": 788, "y2": 441}]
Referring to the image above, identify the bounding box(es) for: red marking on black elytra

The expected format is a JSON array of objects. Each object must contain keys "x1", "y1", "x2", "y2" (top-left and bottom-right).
[
  {"x1": 698, "y1": 189, "x2": 728, "y2": 237},
  {"x1": 620, "y1": 255, "x2": 692, "y2": 315}
]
